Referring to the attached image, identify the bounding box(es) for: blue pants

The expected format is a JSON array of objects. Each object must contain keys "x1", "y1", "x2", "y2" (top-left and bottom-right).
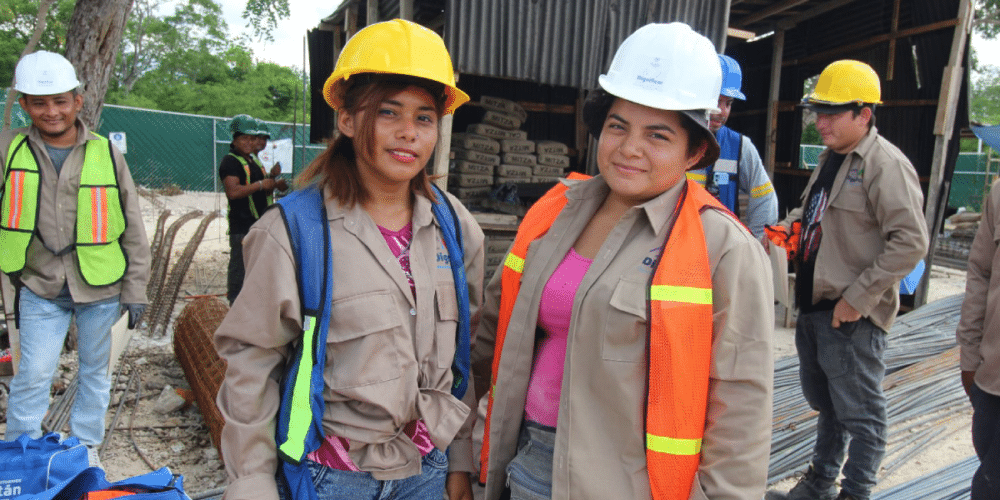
[
  {"x1": 6, "y1": 286, "x2": 120, "y2": 446},
  {"x1": 796, "y1": 310, "x2": 887, "y2": 500},
  {"x1": 971, "y1": 383, "x2": 1000, "y2": 499},
  {"x1": 506, "y1": 421, "x2": 556, "y2": 500},
  {"x1": 277, "y1": 448, "x2": 449, "y2": 500}
]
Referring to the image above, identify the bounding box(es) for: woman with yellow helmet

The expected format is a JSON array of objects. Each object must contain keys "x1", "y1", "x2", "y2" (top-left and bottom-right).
[{"x1": 214, "y1": 19, "x2": 482, "y2": 500}]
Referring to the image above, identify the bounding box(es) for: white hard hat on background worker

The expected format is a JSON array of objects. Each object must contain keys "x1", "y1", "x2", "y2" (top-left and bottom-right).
[{"x1": 14, "y1": 50, "x2": 81, "y2": 96}]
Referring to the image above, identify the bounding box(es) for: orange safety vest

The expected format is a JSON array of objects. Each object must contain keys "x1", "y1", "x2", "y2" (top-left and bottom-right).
[{"x1": 481, "y1": 176, "x2": 725, "y2": 500}]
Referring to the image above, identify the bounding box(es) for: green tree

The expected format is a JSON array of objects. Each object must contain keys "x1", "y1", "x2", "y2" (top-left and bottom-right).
[
  {"x1": 971, "y1": 64, "x2": 1000, "y2": 125},
  {"x1": 976, "y1": 0, "x2": 1000, "y2": 38},
  {"x1": 0, "y1": 0, "x2": 74, "y2": 77}
]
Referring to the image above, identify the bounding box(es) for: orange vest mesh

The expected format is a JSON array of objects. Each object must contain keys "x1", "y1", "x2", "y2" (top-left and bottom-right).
[{"x1": 481, "y1": 178, "x2": 722, "y2": 500}]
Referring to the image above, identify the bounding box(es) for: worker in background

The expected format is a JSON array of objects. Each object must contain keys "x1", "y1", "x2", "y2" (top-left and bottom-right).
[
  {"x1": 774, "y1": 60, "x2": 928, "y2": 500},
  {"x1": 218, "y1": 114, "x2": 286, "y2": 304},
  {"x1": 1, "y1": 51, "x2": 151, "y2": 467},
  {"x1": 474, "y1": 22, "x2": 773, "y2": 500},
  {"x1": 687, "y1": 54, "x2": 777, "y2": 238},
  {"x1": 957, "y1": 177, "x2": 1000, "y2": 500}
]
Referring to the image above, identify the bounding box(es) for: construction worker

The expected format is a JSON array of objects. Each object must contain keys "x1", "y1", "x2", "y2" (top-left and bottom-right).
[
  {"x1": 687, "y1": 54, "x2": 777, "y2": 238},
  {"x1": 218, "y1": 114, "x2": 285, "y2": 304},
  {"x1": 473, "y1": 23, "x2": 773, "y2": 500},
  {"x1": 776, "y1": 60, "x2": 928, "y2": 500},
  {"x1": 215, "y1": 19, "x2": 483, "y2": 500},
  {"x1": 957, "y1": 178, "x2": 1000, "y2": 500},
  {"x1": 1, "y1": 51, "x2": 150, "y2": 463}
]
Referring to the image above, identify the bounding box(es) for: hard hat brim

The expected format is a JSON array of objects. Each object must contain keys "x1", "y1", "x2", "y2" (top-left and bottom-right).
[
  {"x1": 800, "y1": 100, "x2": 867, "y2": 114},
  {"x1": 721, "y1": 88, "x2": 746, "y2": 101}
]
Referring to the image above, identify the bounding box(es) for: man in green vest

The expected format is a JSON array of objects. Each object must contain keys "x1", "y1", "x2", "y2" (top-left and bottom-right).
[
  {"x1": 218, "y1": 114, "x2": 286, "y2": 304},
  {"x1": 0, "y1": 51, "x2": 151, "y2": 465}
]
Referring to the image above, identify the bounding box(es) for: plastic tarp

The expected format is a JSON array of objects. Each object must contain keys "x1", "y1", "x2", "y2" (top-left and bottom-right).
[{"x1": 972, "y1": 125, "x2": 1000, "y2": 152}]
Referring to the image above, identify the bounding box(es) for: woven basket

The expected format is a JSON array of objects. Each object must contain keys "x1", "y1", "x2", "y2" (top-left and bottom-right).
[{"x1": 172, "y1": 297, "x2": 229, "y2": 458}]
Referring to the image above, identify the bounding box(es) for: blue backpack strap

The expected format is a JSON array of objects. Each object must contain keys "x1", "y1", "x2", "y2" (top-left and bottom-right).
[
  {"x1": 430, "y1": 185, "x2": 472, "y2": 400},
  {"x1": 272, "y1": 185, "x2": 333, "y2": 500}
]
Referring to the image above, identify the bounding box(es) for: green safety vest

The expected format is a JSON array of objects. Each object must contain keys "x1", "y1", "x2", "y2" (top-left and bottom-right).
[
  {"x1": 228, "y1": 152, "x2": 271, "y2": 220},
  {"x1": 0, "y1": 133, "x2": 128, "y2": 286}
]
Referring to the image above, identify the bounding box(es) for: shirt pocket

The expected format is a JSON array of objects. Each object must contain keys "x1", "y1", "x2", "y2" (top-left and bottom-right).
[
  {"x1": 602, "y1": 277, "x2": 648, "y2": 363},
  {"x1": 435, "y1": 281, "x2": 459, "y2": 369},
  {"x1": 326, "y1": 290, "x2": 405, "y2": 389}
]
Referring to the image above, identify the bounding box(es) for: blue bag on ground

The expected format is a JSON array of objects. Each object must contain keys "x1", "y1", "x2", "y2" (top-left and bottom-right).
[
  {"x1": 0, "y1": 433, "x2": 88, "y2": 500},
  {"x1": 13, "y1": 467, "x2": 188, "y2": 500}
]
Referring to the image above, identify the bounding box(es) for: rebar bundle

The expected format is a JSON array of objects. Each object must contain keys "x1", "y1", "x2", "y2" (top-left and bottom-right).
[
  {"x1": 769, "y1": 294, "x2": 970, "y2": 485},
  {"x1": 146, "y1": 210, "x2": 203, "y2": 327},
  {"x1": 872, "y1": 456, "x2": 977, "y2": 499},
  {"x1": 146, "y1": 209, "x2": 172, "y2": 298},
  {"x1": 149, "y1": 212, "x2": 219, "y2": 338}
]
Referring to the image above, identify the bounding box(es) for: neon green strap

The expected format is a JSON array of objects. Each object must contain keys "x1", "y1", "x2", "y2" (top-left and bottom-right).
[{"x1": 649, "y1": 285, "x2": 712, "y2": 305}]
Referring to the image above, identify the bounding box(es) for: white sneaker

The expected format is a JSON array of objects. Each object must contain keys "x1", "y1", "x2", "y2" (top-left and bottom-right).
[{"x1": 87, "y1": 446, "x2": 103, "y2": 469}]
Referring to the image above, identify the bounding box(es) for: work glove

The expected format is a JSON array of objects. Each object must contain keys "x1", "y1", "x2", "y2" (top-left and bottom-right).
[
  {"x1": 121, "y1": 303, "x2": 146, "y2": 329},
  {"x1": 764, "y1": 221, "x2": 802, "y2": 260}
]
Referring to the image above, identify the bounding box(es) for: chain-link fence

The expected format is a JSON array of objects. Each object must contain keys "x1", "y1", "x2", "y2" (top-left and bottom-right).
[{"x1": 3, "y1": 99, "x2": 325, "y2": 193}]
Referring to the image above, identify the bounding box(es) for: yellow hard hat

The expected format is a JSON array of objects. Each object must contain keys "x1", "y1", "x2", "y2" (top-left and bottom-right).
[
  {"x1": 323, "y1": 19, "x2": 470, "y2": 115},
  {"x1": 803, "y1": 59, "x2": 882, "y2": 107}
]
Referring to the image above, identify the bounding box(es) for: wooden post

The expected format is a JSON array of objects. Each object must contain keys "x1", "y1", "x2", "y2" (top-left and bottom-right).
[
  {"x1": 765, "y1": 29, "x2": 785, "y2": 180},
  {"x1": 367, "y1": 0, "x2": 378, "y2": 25},
  {"x1": 433, "y1": 113, "x2": 454, "y2": 191},
  {"x1": 400, "y1": 0, "x2": 414, "y2": 20},
  {"x1": 345, "y1": 4, "x2": 358, "y2": 38},
  {"x1": 887, "y1": 0, "x2": 901, "y2": 80},
  {"x1": 915, "y1": 0, "x2": 974, "y2": 306}
]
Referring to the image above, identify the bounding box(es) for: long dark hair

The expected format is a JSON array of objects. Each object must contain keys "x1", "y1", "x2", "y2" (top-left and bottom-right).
[{"x1": 296, "y1": 74, "x2": 448, "y2": 207}]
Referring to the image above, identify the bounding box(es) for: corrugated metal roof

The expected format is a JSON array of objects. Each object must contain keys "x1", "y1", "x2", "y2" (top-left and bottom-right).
[{"x1": 444, "y1": 0, "x2": 731, "y2": 89}]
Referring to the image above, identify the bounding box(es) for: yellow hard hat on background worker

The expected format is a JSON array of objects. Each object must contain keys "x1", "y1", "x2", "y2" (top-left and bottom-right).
[
  {"x1": 802, "y1": 59, "x2": 882, "y2": 113},
  {"x1": 322, "y1": 19, "x2": 470, "y2": 114}
]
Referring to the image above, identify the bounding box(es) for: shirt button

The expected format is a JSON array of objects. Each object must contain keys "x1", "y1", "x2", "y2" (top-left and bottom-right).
[{"x1": 410, "y1": 308, "x2": 416, "y2": 316}]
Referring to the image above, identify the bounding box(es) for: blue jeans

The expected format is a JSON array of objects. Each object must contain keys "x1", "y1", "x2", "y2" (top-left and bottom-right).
[
  {"x1": 796, "y1": 310, "x2": 887, "y2": 500},
  {"x1": 506, "y1": 421, "x2": 555, "y2": 500},
  {"x1": 6, "y1": 286, "x2": 120, "y2": 446},
  {"x1": 971, "y1": 383, "x2": 1000, "y2": 499},
  {"x1": 277, "y1": 448, "x2": 449, "y2": 500}
]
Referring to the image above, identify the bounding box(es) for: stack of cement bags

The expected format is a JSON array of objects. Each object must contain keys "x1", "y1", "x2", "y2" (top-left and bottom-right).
[{"x1": 534, "y1": 141, "x2": 570, "y2": 183}]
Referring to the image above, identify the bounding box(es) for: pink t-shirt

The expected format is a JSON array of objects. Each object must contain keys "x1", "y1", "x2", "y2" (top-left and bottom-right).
[
  {"x1": 524, "y1": 248, "x2": 592, "y2": 427},
  {"x1": 306, "y1": 222, "x2": 434, "y2": 470}
]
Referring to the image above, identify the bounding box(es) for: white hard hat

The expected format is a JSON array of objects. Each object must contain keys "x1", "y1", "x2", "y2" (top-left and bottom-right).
[
  {"x1": 14, "y1": 51, "x2": 81, "y2": 96},
  {"x1": 598, "y1": 23, "x2": 722, "y2": 119}
]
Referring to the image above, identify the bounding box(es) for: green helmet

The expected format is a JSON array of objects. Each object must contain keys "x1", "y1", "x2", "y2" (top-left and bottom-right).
[
  {"x1": 230, "y1": 114, "x2": 257, "y2": 137},
  {"x1": 254, "y1": 117, "x2": 271, "y2": 138}
]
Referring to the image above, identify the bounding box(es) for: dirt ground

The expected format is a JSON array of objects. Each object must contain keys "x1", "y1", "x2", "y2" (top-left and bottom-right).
[{"x1": 0, "y1": 189, "x2": 979, "y2": 497}]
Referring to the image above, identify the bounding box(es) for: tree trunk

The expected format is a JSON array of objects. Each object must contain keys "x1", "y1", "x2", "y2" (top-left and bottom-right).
[{"x1": 64, "y1": 0, "x2": 135, "y2": 129}]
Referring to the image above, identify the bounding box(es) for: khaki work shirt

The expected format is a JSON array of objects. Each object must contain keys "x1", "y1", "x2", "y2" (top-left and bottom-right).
[
  {"x1": 0, "y1": 122, "x2": 150, "y2": 304},
  {"x1": 778, "y1": 126, "x2": 928, "y2": 331},
  {"x1": 215, "y1": 188, "x2": 484, "y2": 500},
  {"x1": 473, "y1": 176, "x2": 774, "y2": 500},
  {"x1": 958, "y1": 178, "x2": 1000, "y2": 395}
]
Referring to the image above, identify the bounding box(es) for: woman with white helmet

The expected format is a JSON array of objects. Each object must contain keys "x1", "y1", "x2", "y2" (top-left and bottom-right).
[
  {"x1": 472, "y1": 23, "x2": 774, "y2": 500},
  {"x1": 214, "y1": 19, "x2": 483, "y2": 500}
]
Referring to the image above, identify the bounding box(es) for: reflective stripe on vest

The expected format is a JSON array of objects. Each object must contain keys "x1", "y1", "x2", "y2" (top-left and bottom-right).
[
  {"x1": 1, "y1": 134, "x2": 127, "y2": 286},
  {"x1": 228, "y1": 152, "x2": 271, "y2": 219},
  {"x1": 0, "y1": 135, "x2": 40, "y2": 274},
  {"x1": 480, "y1": 177, "x2": 721, "y2": 500}
]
